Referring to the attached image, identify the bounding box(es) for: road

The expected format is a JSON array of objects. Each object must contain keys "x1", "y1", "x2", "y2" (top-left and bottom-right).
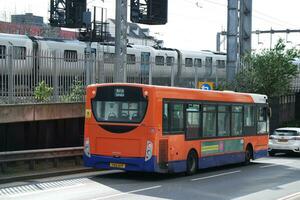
[{"x1": 0, "y1": 155, "x2": 300, "y2": 200}]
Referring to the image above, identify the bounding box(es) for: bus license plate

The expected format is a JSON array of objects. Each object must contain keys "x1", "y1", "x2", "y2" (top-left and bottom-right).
[{"x1": 110, "y1": 163, "x2": 126, "y2": 168}]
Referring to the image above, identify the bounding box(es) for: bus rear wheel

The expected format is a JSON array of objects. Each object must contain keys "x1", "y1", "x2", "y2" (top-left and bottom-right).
[
  {"x1": 244, "y1": 146, "x2": 253, "y2": 165},
  {"x1": 186, "y1": 150, "x2": 198, "y2": 176}
]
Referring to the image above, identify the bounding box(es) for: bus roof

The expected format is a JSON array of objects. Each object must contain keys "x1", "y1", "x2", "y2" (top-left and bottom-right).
[{"x1": 88, "y1": 83, "x2": 268, "y2": 104}]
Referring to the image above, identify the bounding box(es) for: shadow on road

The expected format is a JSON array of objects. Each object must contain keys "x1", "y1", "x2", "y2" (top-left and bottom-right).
[{"x1": 88, "y1": 159, "x2": 300, "y2": 200}]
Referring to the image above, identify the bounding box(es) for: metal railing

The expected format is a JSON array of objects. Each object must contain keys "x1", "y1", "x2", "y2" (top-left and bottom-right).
[
  {"x1": 0, "y1": 147, "x2": 83, "y2": 172},
  {"x1": 0, "y1": 48, "x2": 89, "y2": 104},
  {"x1": 1, "y1": 47, "x2": 300, "y2": 105}
]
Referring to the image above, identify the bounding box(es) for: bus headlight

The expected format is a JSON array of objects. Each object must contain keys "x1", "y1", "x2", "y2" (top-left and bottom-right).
[
  {"x1": 145, "y1": 140, "x2": 153, "y2": 162},
  {"x1": 84, "y1": 137, "x2": 91, "y2": 158}
]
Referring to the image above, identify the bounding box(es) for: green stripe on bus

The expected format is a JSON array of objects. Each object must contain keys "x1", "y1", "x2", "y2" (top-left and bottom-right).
[{"x1": 201, "y1": 139, "x2": 244, "y2": 156}]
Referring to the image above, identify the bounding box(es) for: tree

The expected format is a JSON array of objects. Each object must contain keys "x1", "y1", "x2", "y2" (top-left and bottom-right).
[{"x1": 228, "y1": 39, "x2": 299, "y2": 97}]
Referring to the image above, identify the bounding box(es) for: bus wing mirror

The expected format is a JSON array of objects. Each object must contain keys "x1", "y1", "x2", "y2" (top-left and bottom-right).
[{"x1": 267, "y1": 107, "x2": 272, "y2": 118}]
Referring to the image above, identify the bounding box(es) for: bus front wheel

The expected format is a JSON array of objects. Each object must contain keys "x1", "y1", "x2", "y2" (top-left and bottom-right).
[{"x1": 186, "y1": 150, "x2": 198, "y2": 176}]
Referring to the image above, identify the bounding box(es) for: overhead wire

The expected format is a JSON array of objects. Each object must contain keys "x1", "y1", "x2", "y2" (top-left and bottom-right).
[{"x1": 190, "y1": 0, "x2": 298, "y2": 28}]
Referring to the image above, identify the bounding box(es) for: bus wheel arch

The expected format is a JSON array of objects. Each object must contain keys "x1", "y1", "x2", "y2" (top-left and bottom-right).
[
  {"x1": 186, "y1": 149, "x2": 198, "y2": 175},
  {"x1": 244, "y1": 143, "x2": 254, "y2": 165}
]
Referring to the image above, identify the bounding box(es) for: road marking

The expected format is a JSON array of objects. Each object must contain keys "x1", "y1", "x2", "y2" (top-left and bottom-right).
[
  {"x1": 260, "y1": 164, "x2": 277, "y2": 168},
  {"x1": 260, "y1": 161, "x2": 294, "y2": 168},
  {"x1": 90, "y1": 185, "x2": 162, "y2": 200},
  {"x1": 277, "y1": 192, "x2": 300, "y2": 200},
  {"x1": 191, "y1": 170, "x2": 241, "y2": 181},
  {"x1": 0, "y1": 178, "x2": 89, "y2": 197}
]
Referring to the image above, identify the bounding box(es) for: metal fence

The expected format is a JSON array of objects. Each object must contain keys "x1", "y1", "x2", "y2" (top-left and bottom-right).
[
  {"x1": 0, "y1": 48, "x2": 88, "y2": 104},
  {"x1": 0, "y1": 49, "x2": 183, "y2": 104},
  {"x1": 269, "y1": 94, "x2": 297, "y2": 133},
  {"x1": 1, "y1": 47, "x2": 299, "y2": 105}
]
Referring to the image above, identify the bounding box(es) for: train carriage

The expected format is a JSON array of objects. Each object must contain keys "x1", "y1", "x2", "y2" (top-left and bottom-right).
[{"x1": 0, "y1": 33, "x2": 33, "y2": 75}]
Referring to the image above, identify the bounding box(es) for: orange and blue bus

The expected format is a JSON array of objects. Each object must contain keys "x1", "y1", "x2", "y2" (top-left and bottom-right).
[{"x1": 83, "y1": 83, "x2": 269, "y2": 174}]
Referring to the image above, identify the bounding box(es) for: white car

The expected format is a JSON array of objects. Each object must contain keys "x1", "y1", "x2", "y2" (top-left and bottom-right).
[{"x1": 268, "y1": 127, "x2": 300, "y2": 156}]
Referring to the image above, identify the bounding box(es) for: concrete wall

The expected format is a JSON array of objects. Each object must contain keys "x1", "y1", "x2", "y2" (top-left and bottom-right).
[{"x1": 0, "y1": 103, "x2": 85, "y2": 123}]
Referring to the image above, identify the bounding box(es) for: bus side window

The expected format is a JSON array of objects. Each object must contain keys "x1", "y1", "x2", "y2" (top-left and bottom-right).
[
  {"x1": 163, "y1": 103, "x2": 169, "y2": 132},
  {"x1": 203, "y1": 105, "x2": 217, "y2": 137},
  {"x1": 186, "y1": 104, "x2": 201, "y2": 139},
  {"x1": 244, "y1": 105, "x2": 254, "y2": 127},
  {"x1": 231, "y1": 106, "x2": 243, "y2": 136},
  {"x1": 170, "y1": 103, "x2": 184, "y2": 132},
  {"x1": 257, "y1": 106, "x2": 267, "y2": 134},
  {"x1": 217, "y1": 105, "x2": 230, "y2": 137}
]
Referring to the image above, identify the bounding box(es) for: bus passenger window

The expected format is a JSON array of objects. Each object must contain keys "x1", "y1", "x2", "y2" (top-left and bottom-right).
[
  {"x1": 163, "y1": 103, "x2": 169, "y2": 132},
  {"x1": 244, "y1": 105, "x2": 254, "y2": 127},
  {"x1": 203, "y1": 105, "x2": 217, "y2": 137},
  {"x1": 218, "y1": 106, "x2": 230, "y2": 137},
  {"x1": 170, "y1": 103, "x2": 184, "y2": 132},
  {"x1": 232, "y1": 106, "x2": 243, "y2": 136},
  {"x1": 257, "y1": 107, "x2": 267, "y2": 133},
  {"x1": 186, "y1": 104, "x2": 201, "y2": 139}
]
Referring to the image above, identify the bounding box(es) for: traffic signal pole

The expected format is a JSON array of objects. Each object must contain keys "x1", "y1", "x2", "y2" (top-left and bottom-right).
[{"x1": 114, "y1": 0, "x2": 128, "y2": 83}]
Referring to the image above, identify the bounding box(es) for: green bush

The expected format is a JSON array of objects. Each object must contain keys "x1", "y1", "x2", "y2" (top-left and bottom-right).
[
  {"x1": 62, "y1": 80, "x2": 85, "y2": 102},
  {"x1": 34, "y1": 81, "x2": 53, "y2": 102}
]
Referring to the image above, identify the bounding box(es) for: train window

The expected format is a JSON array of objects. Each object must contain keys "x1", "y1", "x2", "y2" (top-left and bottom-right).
[
  {"x1": 127, "y1": 54, "x2": 136, "y2": 64},
  {"x1": 232, "y1": 106, "x2": 243, "y2": 136},
  {"x1": 203, "y1": 105, "x2": 217, "y2": 137},
  {"x1": 155, "y1": 56, "x2": 164, "y2": 66},
  {"x1": 185, "y1": 58, "x2": 193, "y2": 67},
  {"x1": 84, "y1": 48, "x2": 96, "y2": 57},
  {"x1": 104, "y1": 53, "x2": 115, "y2": 63},
  {"x1": 166, "y1": 56, "x2": 175, "y2": 66},
  {"x1": 216, "y1": 60, "x2": 226, "y2": 68},
  {"x1": 218, "y1": 105, "x2": 230, "y2": 137},
  {"x1": 64, "y1": 50, "x2": 78, "y2": 62},
  {"x1": 205, "y1": 57, "x2": 212, "y2": 68},
  {"x1": 0, "y1": 45, "x2": 6, "y2": 59},
  {"x1": 13, "y1": 46, "x2": 26, "y2": 60},
  {"x1": 194, "y1": 59, "x2": 202, "y2": 68}
]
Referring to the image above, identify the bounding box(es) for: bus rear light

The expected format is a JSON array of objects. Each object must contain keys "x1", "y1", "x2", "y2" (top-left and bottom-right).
[
  {"x1": 145, "y1": 140, "x2": 153, "y2": 161},
  {"x1": 84, "y1": 137, "x2": 91, "y2": 158}
]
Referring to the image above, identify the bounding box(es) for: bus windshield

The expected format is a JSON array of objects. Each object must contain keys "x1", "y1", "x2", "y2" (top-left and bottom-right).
[{"x1": 91, "y1": 86, "x2": 148, "y2": 123}]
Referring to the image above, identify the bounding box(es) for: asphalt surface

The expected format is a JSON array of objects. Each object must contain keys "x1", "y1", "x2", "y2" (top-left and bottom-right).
[{"x1": 0, "y1": 155, "x2": 300, "y2": 200}]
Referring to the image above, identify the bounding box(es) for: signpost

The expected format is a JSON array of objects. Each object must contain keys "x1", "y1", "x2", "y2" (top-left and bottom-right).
[{"x1": 198, "y1": 82, "x2": 214, "y2": 90}]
